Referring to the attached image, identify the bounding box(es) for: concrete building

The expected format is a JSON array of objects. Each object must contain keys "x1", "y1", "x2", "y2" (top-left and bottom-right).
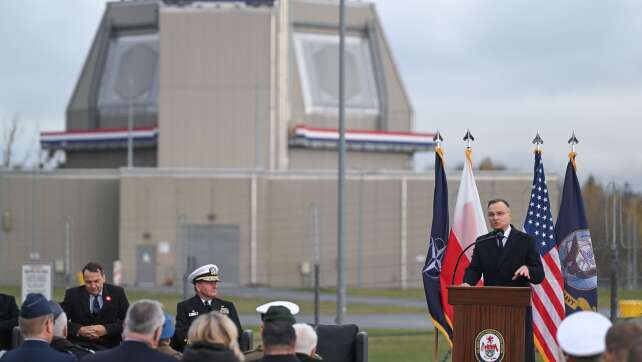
[{"x1": 0, "y1": 0, "x2": 558, "y2": 289}]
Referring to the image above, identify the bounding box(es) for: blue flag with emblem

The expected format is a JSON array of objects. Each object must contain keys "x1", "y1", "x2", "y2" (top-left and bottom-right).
[
  {"x1": 554, "y1": 152, "x2": 598, "y2": 314},
  {"x1": 422, "y1": 146, "x2": 453, "y2": 343}
]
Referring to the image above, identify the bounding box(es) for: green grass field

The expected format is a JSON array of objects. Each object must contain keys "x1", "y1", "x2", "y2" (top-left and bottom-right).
[{"x1": 0, "y1": 286, "x2": 425, "y2": 315}]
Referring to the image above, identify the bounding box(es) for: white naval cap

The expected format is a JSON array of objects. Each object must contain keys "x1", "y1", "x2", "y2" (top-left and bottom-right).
[
  {"x1": 188, "y1": 264, "x2": 220, "y2": 283},
  {"x1": 256, "y1": 301, "x2": 300, "y2": 315},
  {"x1": 556, "y1": 311, "x2": 612, "y2": 357}
]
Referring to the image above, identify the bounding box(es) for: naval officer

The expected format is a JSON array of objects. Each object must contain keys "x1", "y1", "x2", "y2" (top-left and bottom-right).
[{"x1": 171, "y1": 264, "x2": 242, "y2": 351}]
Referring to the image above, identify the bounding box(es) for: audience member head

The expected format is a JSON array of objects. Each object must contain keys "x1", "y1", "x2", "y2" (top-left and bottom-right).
[
  {"x1": 48, "y1": 301, "x2": 68, "y2": 338},
  {"x1": 557, "y1": 311, "x2": 612, "y2": 361},
  {"x1": 293, "y1": 323, "x2": 317, "y2": 356},
  {"x1": 627, "y1": 336, "x2": 642, "y2": 362},
  {"x1": 262, "y1": 319, "x2": 296, "y2": 356},
  {"x1": 82, "y1": 262, "x2": 105, "y2": 296},
  {"x1": 257, "y1": 301, "x2": 299, "y2": 325},
  {"x1": 262, "y1": 305, "x2": 296, "y2": 325},
  {"x1": 19, "y1": 293, "x2": 54, "y2": 343},
  {"x1": 187, "y1": 311, "x2": 243, "y2": 361},
  {"x1": 123, "y1": 299, "x2": 165, "y2": 347},
  {"x1": 160, "y1": 313, "x2": 175, "y2": 342},
  {"x1": 604, "y1": 320, "x2": 642, "y2": 362}
]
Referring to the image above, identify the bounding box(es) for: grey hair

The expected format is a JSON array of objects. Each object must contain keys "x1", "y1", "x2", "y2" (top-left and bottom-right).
[
  {"x1": 53, "y1": 312, "x2": 68, "y2": 337},
  {"x1": 293, "y1": 323, "x2": 317, "y2": 355},
  {"x1": 124, "y1": 299, "x2": 165, "y2": 337}
]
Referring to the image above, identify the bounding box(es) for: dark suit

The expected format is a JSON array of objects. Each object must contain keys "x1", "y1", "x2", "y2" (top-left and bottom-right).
[
  {"x1": 81, "y1": 340, "x2": 177, "y2": 362},
  {"x1": 0, "y1": 339, "x2": 75, "y2": 362},
  {"x1": 463, "y1": 226, "x2": 544, "y2": 362},
  {"x1": 171, "y1": 295, "x2": 242, "y2": 351},
  {"x1": 0, "y1": 293, "x2": 18, "y2": 350},
  {"x1": 61, "y1": 283, "x2": 129, "y2": 349}
]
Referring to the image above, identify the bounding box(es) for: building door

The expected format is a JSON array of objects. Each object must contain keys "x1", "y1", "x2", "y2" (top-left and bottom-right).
[
  {"x1": 136, "y1": 244, "x2": 156, "y2": 287},
  {"x1": 186, "y1": 225, "x2": 240, "y2": 285}
]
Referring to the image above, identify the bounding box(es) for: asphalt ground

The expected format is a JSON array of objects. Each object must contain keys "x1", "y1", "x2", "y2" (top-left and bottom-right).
[{"x1": 221, "y1": 286, "x2": 435, "y2": 330}]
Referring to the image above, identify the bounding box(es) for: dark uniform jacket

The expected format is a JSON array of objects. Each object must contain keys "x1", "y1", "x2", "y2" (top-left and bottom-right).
[
  {"x1": 463, "y1": 226, "x2": 544, "y2": 362},
  {"x1": 81, "y1": 340, "x2": 177, "y2": 362},
  {"x1": 463, "y1": 226, "x2": 544, "y2": 286},
  {"x1": 51, "y1": 336, "x2": 94, "y2": 360},
  {"x1": 0, "y1": 339, "x2": 76, "y2": 362},
  {"x1": 0, "y1": 293, "x2": 18, "y2": 350},
  {"x1": 295, "y1": 353, "x2": 321, "y2": 362},
  {"x1": 61, "y1": 283, "x2": 129, "y2": 349},
  {"x1": 259, "y1": 354, "x2": 301, "y2": 362},
  {"x1": 171, "y1": 295, "x2": 242, "y2": 351},
  {"x1": 182, "y1": 341, "x2": 240, "y2": 362}
]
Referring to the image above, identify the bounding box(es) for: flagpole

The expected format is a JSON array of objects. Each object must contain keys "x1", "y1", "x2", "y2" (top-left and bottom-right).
[
  {"x1": 433, "y1": 131, "x2": 443, "y2": 362},
  {"x1": 434, "y1": 331, "x2": 438, "y2": 361}
]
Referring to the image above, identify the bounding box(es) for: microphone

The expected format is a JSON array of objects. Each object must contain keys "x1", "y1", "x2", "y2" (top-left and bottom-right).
[{"x1": 450, "y1": 229, "x2": 504, "y2": 285}]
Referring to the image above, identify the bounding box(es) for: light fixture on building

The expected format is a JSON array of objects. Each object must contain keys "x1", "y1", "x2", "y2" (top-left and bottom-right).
[{"x1": 2, "y1": 210, "x2": 12, "y2": 232}]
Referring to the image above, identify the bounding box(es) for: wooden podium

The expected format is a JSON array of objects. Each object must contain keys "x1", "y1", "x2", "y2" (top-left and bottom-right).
[{"x1": 448, "y1": 286, "x2": 531, "y2": 362}]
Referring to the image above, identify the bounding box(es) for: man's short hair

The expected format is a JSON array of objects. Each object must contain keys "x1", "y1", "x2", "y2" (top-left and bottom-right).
[
  {"x1": 82, "y1": 262, "x2": 104, "y2": 275},
  {"x1": 19, "y1": 315, "x2": 52, "y2": 337},
  {"x1": 293, "y1": 323, "x2": 317, "y2": 355},
  {"x1": 53, "y1": 312, "x2": 68, "y2": 337},
  {"x1": 606, "y1": 320, "x2": 642, "y2": 361},
  {"x1": 123, "y1": 299, "x2": 165, "y2": 337},
  {"x1": 627, "y1": 336, "x2": 642, "y2": 361},
  {"x1": 262, "y1": 321, "x2": 296, "y2": 349},
  {"x1": 487, "y1": 198, "x2": 510, "y2": 208}
]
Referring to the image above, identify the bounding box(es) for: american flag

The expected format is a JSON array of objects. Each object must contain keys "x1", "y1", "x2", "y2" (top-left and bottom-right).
[{"x1": 524, "y1": 150, "x2": 565, "y2": 362}]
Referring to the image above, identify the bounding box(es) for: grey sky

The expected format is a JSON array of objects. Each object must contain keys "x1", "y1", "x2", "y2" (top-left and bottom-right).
[{"x1": 1, "y1": 0, "x2": 641, "y2": 189}]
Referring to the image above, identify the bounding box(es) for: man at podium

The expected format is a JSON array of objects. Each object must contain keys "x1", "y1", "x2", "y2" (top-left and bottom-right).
[{"x1": 461, "y1": 199, "x2": 544, "y2": 362}]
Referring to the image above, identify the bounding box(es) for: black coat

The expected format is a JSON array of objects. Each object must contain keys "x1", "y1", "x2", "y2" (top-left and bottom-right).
[
  {"x1": 51, "y1": 336, "x2": 94, "y2": 360},
  {"x1": 295, "y1": 353, "x2": 319, "y2": 362},
  {"x1": 171, "y1": 296, "x2": 242, "y2": 351},
  {"x1": 182, "y1": 342, "x2": 240, "y2": 362},
  {"x1": 0, "y1": 293, "x2": 18, "y2": 350},
  {"x1": 0, "y1": 339, "x2": 75, "y2": 362},
  {"x1": 81, "y1": 340, "x2": 177, "y2": 362},
  {"x1": 463, "y1": 226, "x2": 544, "y2": 286},
  {"x1": 259, "y1": 355, "x2": 301, "y2": 362},
  {"x1": 61, "y1": 283, "x2": 129, "y2": 349}
]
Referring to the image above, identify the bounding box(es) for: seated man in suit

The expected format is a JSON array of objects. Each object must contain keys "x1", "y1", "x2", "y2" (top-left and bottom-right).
[
  {"x1": 461, "y1": 198, "x2": 544, "y2": 362},
  {"x1": 49, "y1": 301, "x2": 94, "y2": 360},
  {"x1": 82, "y1": 299, "x2": 176, "y2": 362},
  {"x1": 172, "y1": 264, "x2": 242, "y2": 351},
  {"x1": 244, "y1": 301, "x2": 299, "y2": 362},
  {"x1": 61, "y1": 262, "x2": 129, "y2": 350},
  {"x1": 259, "y1": 307, "x2": 299, "y2": 362},
  {"x1": 293, "y1": 323, "x2": 321, "y2": 362},
  {"x1": 0, "y1": 293, "x2": 18, "y2": 351},
  {"x1": 0, "y1": 293, "x2": 74, "y2": 362}
]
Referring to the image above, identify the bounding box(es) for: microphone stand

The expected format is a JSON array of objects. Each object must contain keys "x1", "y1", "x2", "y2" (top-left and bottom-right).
[{"x1": 450, "y1": 230, "x2": 503, "y2": 285}]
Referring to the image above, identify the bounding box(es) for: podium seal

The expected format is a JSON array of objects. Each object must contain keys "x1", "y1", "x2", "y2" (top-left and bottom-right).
[{"x1": 474, "y1": 329, "x2": 505, "y2": 362}]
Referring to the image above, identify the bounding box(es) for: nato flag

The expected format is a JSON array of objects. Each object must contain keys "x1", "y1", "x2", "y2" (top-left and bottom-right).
[{"x1": 422, "y1": 147, "x2": 453, "y2": 341}]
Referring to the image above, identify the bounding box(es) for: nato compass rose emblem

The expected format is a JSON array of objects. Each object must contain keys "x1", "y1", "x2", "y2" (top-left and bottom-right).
[{"x1": 423, "y1": 237, "x2": 447, "y2": 279}]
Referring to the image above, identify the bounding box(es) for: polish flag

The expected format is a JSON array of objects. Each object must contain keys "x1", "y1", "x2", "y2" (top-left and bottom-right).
[{"x1": 439, "y1": 149, "x2": 488, "y2": 324}]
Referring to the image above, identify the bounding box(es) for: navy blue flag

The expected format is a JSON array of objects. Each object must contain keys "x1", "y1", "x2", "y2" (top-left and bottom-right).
[
  {"x1": 422, "y1": 147, "x2": 453, "y2": 343},
  {"x1": 554, "y1": 153, "x2": 598, "y2": 314}
]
